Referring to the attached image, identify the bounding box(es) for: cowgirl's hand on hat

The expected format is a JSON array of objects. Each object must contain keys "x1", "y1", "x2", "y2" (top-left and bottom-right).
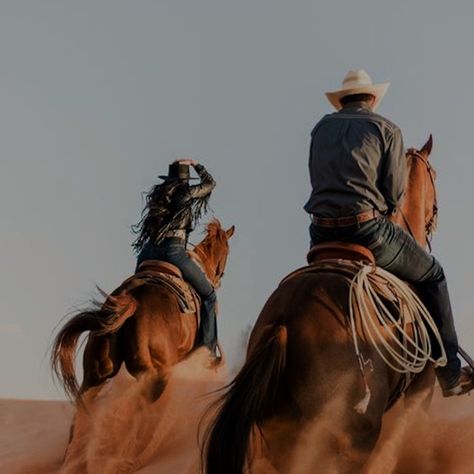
[{"x1": 174, "y1": 158, "x2": 197, "y2": 167}]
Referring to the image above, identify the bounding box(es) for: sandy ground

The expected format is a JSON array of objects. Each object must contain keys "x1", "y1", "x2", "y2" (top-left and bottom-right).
[
  {"x1": 1, "y1": 353, "x2": 474, "y2": 474},
  {"x1": 0, "y1": 399, "x2": 73, "y2": 474}
]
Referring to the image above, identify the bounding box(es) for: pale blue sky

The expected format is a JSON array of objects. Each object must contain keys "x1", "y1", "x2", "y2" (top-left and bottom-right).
[{"x1": 1, "y1": 1, "x2": 473, "y2": 399}]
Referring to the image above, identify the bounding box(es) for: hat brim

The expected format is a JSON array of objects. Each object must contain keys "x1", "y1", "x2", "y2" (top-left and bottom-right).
[
  {"x1": 325, "y1": 82, "x2": 390, "y2": 111},
  {"x1": 158, "y1": 175, "x2": 199, "y2": 181}
]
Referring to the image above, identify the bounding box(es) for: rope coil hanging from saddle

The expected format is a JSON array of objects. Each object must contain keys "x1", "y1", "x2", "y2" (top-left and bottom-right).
[{"x1": 348, "y1": 262, "x2": 447, "y2": 414}]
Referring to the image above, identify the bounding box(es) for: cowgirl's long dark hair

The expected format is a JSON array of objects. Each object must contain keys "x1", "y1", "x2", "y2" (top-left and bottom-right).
[{"x1": 132, "y1": 179, "x2": 210, "y2": 252}]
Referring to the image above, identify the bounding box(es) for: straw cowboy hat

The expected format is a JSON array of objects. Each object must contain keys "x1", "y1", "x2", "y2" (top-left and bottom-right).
[{"x1": 325, "y1": 69, "x2": 390, "y2": 111}]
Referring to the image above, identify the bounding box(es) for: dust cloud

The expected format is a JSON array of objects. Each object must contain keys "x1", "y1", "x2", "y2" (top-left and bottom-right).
[
  {"x1": 373, "y1": 392, "x2": 474, "y2": 474},
  {"x1": 61, "y1": 349, "x2": 227, "y2": 474},
  {"x1": 1, "y1": 349, "x2": 227, "y2": 474},
  {"x1": 1, "y1": 356, "x2": 473, "y2": 473}
]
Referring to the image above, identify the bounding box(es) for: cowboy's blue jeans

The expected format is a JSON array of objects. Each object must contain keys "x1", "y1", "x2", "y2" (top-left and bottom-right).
[
  {"x1": 310, "y1": 216, "x2": 461, "y2": 387},
  {"x1": 136, "y1": 239, "x2": 217, "y2": 353}
]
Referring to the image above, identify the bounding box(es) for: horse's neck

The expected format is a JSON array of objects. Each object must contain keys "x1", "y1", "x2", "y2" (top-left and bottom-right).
[
  {"x1": 189, "y1": 244, "x2": 212, "y2": 279},
  {"x1": 390, "y1": 158, "x2": 427, "y2": 248}
]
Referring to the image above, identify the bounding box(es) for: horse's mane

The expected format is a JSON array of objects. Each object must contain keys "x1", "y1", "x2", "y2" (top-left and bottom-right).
[
  {"x1": 198, "y1": 219, "x2": 226, "y2": 246},
  {"x1": 206, "y1": 218, "x2": 224, "y2": 237}
]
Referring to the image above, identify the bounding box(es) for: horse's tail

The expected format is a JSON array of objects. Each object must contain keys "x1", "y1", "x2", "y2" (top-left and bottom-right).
[
  {"x1": 204, "y1": 324, "x2": 287, "y2": 474},
  {"x1": 51, "y1": 290, "x2": 137, "y2": 402}
]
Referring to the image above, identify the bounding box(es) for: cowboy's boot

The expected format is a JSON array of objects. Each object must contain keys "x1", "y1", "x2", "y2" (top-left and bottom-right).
[{"x1": 441, "y1": 366, "x2": 474, "y2": 397}]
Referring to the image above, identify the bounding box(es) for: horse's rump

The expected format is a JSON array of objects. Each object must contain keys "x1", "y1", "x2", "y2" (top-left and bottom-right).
[
  {"x1": 51, "y1": 264, "x2": 201, "y2": 402},
  {"x1": 205, "y1": 264, "x2": 430, "y2": 473},
  {"x1": 250, "y1": 259, "x2": 445, "y2": 411},
  {"x1": 204, "y1": 270, "x2": 371, "y2": 474}
]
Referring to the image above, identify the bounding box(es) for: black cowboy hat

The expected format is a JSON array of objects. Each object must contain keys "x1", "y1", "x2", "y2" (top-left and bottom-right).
[{"x1": 158, "y1": 162, "x2": 198, "y2": 181}]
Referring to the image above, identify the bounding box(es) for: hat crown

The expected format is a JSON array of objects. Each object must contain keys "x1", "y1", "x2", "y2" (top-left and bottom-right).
[
  {"x1": 167, "y1": 162, "x2": 190, "y2": 181},
  {"x1": 342, "y1": 69, "x2": 373, "y2": 89}
]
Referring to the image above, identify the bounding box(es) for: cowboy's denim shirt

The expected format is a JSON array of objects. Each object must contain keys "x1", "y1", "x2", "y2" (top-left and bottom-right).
[{"x1": 304, "y1": 103, "x2": 406, "y2": 218}]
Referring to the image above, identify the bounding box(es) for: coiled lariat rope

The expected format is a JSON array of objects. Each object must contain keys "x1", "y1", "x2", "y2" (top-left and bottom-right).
[{"x1": 348, "y1": 262, "x2": 447, "y2": 413}]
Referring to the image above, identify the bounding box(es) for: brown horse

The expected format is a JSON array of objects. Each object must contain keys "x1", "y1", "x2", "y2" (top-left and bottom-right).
[
  {"x1": 51, "y1": 219, "x2": 234, "y2": 405},
  {"x1": 204, "y1": 137, "x2": 438, "y2": 474}
]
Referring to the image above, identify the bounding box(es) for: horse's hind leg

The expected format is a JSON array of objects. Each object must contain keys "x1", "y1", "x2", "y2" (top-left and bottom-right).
[
  {"x1": 65, "y1": 333, "x2": 122, "y2": 457},
  {"x1": 147, "y1": 364, "x2": 169, "y2": 401},
  {"x1": 81, "y1": 333, "x2": 122, "y2": 393},
  {"x1": 138, "y1": 367, "x2": 170, "y2": 402},
  {"x1": 404, "y1": 365, "x2": 436, "y2": 411},
  {"x1": 262, "y1": 411, "x2": 380, "y2": 474},
  {"x1": 63, "y1": 385, "x2": 104, "y2": 462},
  {"x1": 363, "y1": 368, "x2": 436, "y2": 474},
  {"x1": 125, "y1": 354, "x2": 170, "y2": 402},
  {"x1": 120, "y1": 313, "x2": 171, "y2": 403},
  {"x1": 344, "y1": 411, "x2": 384, "y2": 473}
]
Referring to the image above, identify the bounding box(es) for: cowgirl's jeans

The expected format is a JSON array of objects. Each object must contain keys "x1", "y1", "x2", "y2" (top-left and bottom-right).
[
  {"x1": 310, "y1": 216, "x2": 461, "y2": 388},
  {"x1": 137, "y1": 239, "x2": 218, "y2": 354}
]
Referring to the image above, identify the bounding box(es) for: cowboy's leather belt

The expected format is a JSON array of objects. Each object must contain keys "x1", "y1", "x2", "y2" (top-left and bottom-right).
[{"x1": 311, "y1": 209, "x2": 380, "y2": 228}]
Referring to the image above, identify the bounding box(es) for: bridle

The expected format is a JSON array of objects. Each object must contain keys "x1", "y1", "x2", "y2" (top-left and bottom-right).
[{"x1": 399, "y1": 150, "x2": 438, "y2": 251}]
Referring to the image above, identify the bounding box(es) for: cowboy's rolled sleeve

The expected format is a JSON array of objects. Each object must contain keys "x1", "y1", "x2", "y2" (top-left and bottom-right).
[
  {"x1": 380, "y1": 127, "x2": 407, "y2": 212},
  {"x1": 188, "y1": 164, "x2": 216, "y2": 199}
]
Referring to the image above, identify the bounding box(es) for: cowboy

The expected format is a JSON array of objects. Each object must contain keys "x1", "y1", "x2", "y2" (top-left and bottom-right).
[
  {"x1": 304, "y1": 69, "x2": 474, "y2": 397},
  {"x1": 132, "y1": 159, "x2": 219, "y2": 357}
]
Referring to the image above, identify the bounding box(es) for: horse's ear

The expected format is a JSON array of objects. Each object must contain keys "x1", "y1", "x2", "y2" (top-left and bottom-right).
[
  {"x1": 420, "y1": 134, "x2": 433, "y2": 156},
  {"x1": 225, "y1": 225, "x2": 235, "y2": 239}
]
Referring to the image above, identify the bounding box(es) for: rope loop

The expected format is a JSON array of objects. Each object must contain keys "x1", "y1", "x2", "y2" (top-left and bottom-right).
[{"x1": 348, "y1": 262, "x2": 447, "y2": 374}]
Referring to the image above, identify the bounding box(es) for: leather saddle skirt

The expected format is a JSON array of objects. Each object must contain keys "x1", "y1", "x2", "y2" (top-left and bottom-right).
[{"x1": 132, "y1": 259, "x2": 199, "y2": 314}]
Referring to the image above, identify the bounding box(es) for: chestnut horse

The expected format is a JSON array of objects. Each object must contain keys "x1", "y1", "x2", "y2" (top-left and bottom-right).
[
  {"x1": 204, "y1": 137, "x2": 438, "y2": 474},
  {"x1": 52, "y1": 219, "x2": 234, "y2": 404}
]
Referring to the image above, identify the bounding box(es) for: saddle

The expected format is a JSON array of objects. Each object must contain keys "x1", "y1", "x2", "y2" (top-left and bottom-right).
[
  {"x1": 307, "y1": 242, "x2": 375, "y2": 265},
  {"x1": 138, "y1": 260, "x2": 184, "y2": 279},
  {"x1": 305, "y1": 241, "x2": 412, "y2": 323},
  {"x1": 112, "y1": 259, "x2": 200, "y2": 316},
  {"x1": 306, "y1": 242, "x2": 409, "y2": 317}
]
